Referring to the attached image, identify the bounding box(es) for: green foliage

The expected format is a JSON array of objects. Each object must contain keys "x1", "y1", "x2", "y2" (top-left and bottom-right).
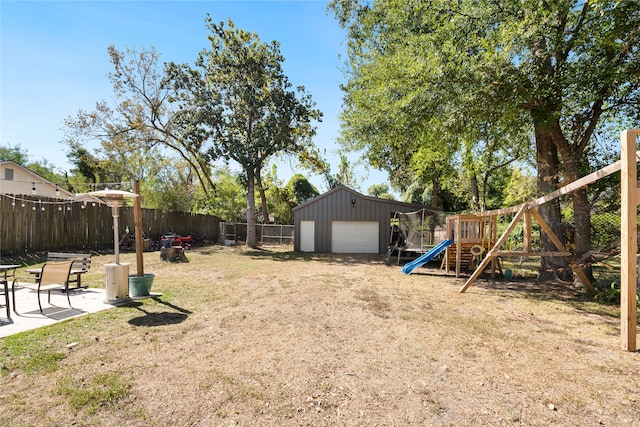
[
  {"x1": 331, "y1": 0, "x2": 640, "y2": 221},
  {"x1": 63, "y1": 17, "x2": 323, "y2": 228},
  {"x1": 285, "y1": 173, "x2": 319, "y2": 205},
  {"x1": 330, "y1": 0, "x2": 536, "y2": 210},
  {"x1": 66, "y1": 145, "x2": 100, "y2": 183},
  {"x1": 56, "y1": 372, "x2": 131, "y2": 414},
  {"x1": 164, "y1": 17, "x2": 322, "y2": 246},
  {"x1": 593, "y1": 282, "x2": 640, "y2": 310},
  {"x1": 263, "y1": 173, "x2": 319, "y2": 224},
  {"x1": 320, "y1": 153, "x2": 360, "y2": 189},
  {"x1": 367, "y1": 183, "x2": 395, "y2": 200},
  {"x1": 195, "y1": 167, "x2": 246, "y2": 221},
  {"x1": 138, "y1": 158, "x2": 199, "y2": 212},
  {"x1": 501, "y1": 167, "x2": 537, "y2": 208},
  {"x1": 265, "y1": 185, "x2": 293, "y2": 224},
  {"x1": 0, "y1": 143, "x2": 30, "y2": 164},
  {"x1": 63, "y1": 45, "x2": 218, "y2": 207},
  {"x1": 590, "y1": 213, "x2": 621, "y2": 252}
]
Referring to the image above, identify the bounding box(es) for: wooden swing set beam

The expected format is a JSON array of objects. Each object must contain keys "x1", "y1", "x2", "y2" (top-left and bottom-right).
[
  {"x1": 529, "y1": 208, "x2": 595, "y2": 295},
  {"x1": 460, "y1": 146, "x2": 640, "y2": 296},
  {"x1": 492, "y1": 251, "x2": 571, "y2": 257},
  {"x1": 474, "y1": 154, "x2": 632, "y2": 218},
  {"x1": 459, "y1": 128, "x2": 639, "y2": 352}
]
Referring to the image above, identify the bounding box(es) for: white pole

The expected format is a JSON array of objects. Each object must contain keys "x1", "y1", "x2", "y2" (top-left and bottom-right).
[{"x1": 112, "y1": 204, "x2": 120, "y2": 265}]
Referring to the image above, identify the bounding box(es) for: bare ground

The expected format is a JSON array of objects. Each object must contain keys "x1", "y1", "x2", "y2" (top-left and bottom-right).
[{"x1": 1, "y1": 245, "x2": 639, "y2": 426}]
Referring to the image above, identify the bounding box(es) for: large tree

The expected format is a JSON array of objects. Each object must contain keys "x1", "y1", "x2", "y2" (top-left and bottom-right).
[
  {"x1": 65, "y1": 46, "x2": 217, "y2": 196},
  {"x1": 332, "y1": 0, "x2": 640, "y2": 283},
  {"x1": 65, "y1": 18, "x2": 322, "y2": 246},
  {"x1": 165, "y1": 18, "x2": 322, "y2": 247}
]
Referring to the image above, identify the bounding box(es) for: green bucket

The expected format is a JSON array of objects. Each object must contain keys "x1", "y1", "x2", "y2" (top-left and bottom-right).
[
  {"x1": 128, "y1": 274, "x2": 155, "y2": 297},
  {"x1": 504, "y1": 269, "x2": 513, "y2": 281}
]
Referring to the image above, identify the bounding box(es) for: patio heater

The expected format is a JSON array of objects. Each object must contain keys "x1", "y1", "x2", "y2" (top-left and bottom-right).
[{"x1": 85, "y1": 189, "x2": 139, "y2": 304}]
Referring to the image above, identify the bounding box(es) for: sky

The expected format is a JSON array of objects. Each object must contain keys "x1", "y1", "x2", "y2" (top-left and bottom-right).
[{"x1": 0, "y1": 0, "x2": 389, "y2": 194}]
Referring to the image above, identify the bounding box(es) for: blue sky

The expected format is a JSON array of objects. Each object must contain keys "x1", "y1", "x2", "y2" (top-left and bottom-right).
[{"x1": 1, "y1": 0, "x2": 388, "y2": 193}]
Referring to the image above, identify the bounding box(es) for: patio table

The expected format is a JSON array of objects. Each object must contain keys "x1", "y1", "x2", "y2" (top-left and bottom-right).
[{"x1": 0, "y1": 265, "x2": 20, "y2": 318}]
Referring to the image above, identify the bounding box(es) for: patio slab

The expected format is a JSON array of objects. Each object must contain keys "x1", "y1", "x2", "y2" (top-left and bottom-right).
[{"x1": 0, "y1": 286, "x2": 118, "y2": 338}]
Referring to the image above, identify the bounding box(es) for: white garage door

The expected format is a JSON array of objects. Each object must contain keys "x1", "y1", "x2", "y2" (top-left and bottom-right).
[{"x1": 331, "y1": 221, "x2": 379, "y2": 253}]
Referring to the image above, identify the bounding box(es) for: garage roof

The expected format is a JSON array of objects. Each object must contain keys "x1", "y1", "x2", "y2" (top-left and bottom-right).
[{"x1": 292, "y1": 185, "x2": 435, "y2": 212}]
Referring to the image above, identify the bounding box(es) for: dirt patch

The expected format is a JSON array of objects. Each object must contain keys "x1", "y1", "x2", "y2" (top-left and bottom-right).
[{"x1": 1, "y1": 245, "x2": 639, "y2": 426}]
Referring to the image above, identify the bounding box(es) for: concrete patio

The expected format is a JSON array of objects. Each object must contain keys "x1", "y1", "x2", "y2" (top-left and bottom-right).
[{"x1": 0, "y1": 286, "x2": 117, "y2": 338}]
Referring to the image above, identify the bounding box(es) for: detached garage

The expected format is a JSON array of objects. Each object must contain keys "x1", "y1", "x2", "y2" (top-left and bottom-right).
[{"x1": 293, "y1": 185, "x2": 431, "y2": 254}]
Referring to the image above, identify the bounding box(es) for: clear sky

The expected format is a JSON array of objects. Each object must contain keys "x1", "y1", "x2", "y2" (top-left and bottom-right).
[{"x1": 1, "y1": 0, "x2": 388, "y2": 194}]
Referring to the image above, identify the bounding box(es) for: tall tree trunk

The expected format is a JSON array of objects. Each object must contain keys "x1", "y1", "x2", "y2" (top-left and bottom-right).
[
  {"x1": 571, "y1": 187, "x2": 594, "y2": 282},
  {"x1": 535, "y1": 124, "x2": 572, "y2": 282},
  {"x1": 430, "y1": 175, "x2": 440, "y2": 208},
  {"x1": 428, "y1": 176, "x2": 441, "y2": 242},
  {"x1": 246, "y1": 169, "x2": 257, "y2": 248},
  {"x1": 256, "y1": 174, "x2": 270, "y2": 224},
  {"x1": 469, "y1": 174, "x2": 481, "y2": 212},
  {"x1": 558, "y1": 149, "x2": 595, "y2": 284}
]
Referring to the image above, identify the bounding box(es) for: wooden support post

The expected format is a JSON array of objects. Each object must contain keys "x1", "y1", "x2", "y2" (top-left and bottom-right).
[
  {"x1": 529, "y1": 208, "x2": 595, "y2": 295},
  {"x1": 490, "y1": 215, "x2": 498, "y2": 278},
  {"x1": 455, "y1": 215, "x2": 462, "y2": 278},
  {"x1": 620, "y1": 128, "x2": 639, "y2": 352},
  {"x1": 460, "y1": 204, "x2": 527, "y2": 293},
  {"x1": 133, "y1": 180, "x2": 144, "y2": 277},
  {"x1": 523, "y1": 210, "x2": 532, "y2": 253},
  {"x1": 443, "y1": 217, "x2": 451, "y2": 273}
]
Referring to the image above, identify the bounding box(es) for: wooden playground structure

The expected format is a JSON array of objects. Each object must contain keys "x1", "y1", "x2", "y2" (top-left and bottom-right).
[
  {"x1": 441, "y1": 129, "x2": 639, "y2": 351},
  {"x1": 442, "y1": 215, "x2": 500, "y2": 276}
]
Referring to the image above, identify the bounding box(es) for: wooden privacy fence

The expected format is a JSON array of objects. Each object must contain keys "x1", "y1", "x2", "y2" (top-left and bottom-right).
[{"x1": 0, "y1": 195, "x2": 220, "y2": 255}]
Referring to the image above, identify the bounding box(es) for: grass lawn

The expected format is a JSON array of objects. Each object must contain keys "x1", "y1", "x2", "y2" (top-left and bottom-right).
[{"x1": 1, "y1": 245, "x2": 639, "y2": 426}]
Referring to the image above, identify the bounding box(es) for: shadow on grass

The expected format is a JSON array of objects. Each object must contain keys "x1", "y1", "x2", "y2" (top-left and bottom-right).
[
  {"x1": 150, "y1": 296, "x2": 192, "y2": 314},
  {"x1": 410, "y1": 265, "x2": 621, "y2": 319},
  {"x1": 127, "y1": 296, "x2": 192, "y2": 327},
  {"x1": 470, "y1": 274, "x2": 620, "y2": 318},
  {"x1": 128, "y1": 312, "x2": 188, "y2": 327},
  {"x1": 239, "y1": 247, "x2": 387, "y2": 265}
]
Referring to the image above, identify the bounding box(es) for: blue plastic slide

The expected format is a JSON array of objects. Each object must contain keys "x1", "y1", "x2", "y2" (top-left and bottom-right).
[{"x1": 402, "y1": 239, "x2": 454, "y2": 275}]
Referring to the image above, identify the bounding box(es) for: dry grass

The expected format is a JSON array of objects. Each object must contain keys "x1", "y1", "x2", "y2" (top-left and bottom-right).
[{"x1": 1, "y1": 245, "x2": 639, "y2": 426}]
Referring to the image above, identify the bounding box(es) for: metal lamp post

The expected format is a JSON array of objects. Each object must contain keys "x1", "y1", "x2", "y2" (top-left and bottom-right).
[{"x1": 84, "y1": 189, "x2": 139, "y2": 304}]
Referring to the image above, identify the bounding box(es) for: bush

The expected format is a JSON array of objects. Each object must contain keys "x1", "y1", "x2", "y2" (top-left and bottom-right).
[{"x1": 593, "y1": 281, "x2": 640, "y2": 309}]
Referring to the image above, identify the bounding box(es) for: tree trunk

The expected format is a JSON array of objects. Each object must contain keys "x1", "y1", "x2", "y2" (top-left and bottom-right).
[
  {"x1": 558, "y1": 149, "x2": 595, "y2": 284},
  {"x1": 430, "y1": 175, "x2": 440, "y2": 208},
  {"x1": 469, "y1": 174, "x2": 481, "y2": 212},
  {"x1": 571, "y1": 187, "x2": 594, "y2": 282},
  {"x1": 535, "y1": 125, "x2": 572, "y2": 282},
  {"x1": 427, "y1": 177, "x2": 440, "y2": 245},
  {"x1": 245, "y1": 169, "x2": 257, "y2": 248},
  {"x1": 256, "y1": 174, "x2": 270, "y2": 224}
]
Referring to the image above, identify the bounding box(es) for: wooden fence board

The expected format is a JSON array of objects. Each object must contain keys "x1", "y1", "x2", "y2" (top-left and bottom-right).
[{"x1": 0, "y1": 195, "x2": 221, "y2": 255}]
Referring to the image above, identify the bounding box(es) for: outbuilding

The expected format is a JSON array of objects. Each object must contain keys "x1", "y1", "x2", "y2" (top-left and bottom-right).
[{"x1": 293, "y1": 185, "x2": 434, "y2": 254}]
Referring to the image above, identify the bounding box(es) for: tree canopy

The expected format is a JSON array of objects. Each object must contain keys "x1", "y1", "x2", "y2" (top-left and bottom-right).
[
  {"x1": 64, "y1": 17, "x2": 323, "y2": 246},
  {"x1": 331, "y1": 0, "x2": 640, "y2": 281},
  {"x1": 164, "y1": 18, "x2": 322, "y2": 247}
]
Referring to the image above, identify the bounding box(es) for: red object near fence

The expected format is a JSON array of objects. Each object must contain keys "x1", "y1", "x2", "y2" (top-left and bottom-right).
[{"x1": 161, "y1": 234, "x2": 192, "y2": 249}]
